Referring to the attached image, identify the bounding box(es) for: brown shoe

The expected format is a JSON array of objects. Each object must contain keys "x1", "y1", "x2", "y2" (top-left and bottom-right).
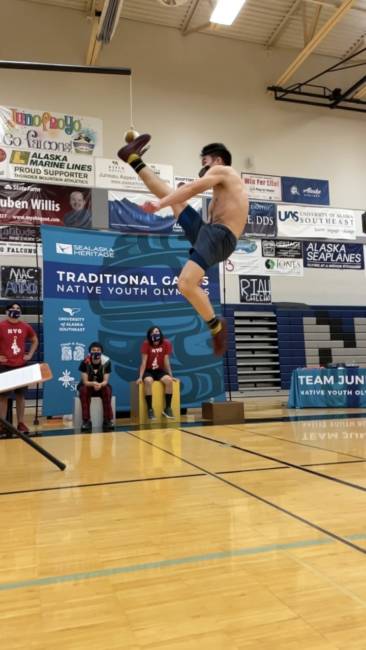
[
  {"x1": 117, "y1": 133, "x2": 151, "y2": 162},
  {"x1": 212, "y1": 318, "x2": 228, "y2": 356}
]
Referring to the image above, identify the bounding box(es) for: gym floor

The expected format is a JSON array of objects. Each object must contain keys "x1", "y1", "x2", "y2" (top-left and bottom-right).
[{"x1": 0, "y1": 400, "x2": 365, "y2": 649}]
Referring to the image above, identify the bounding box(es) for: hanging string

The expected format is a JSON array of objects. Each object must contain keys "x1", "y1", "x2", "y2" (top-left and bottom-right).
[{"x1": 129, "y1": 74, "x2": 134, "y2": 128}]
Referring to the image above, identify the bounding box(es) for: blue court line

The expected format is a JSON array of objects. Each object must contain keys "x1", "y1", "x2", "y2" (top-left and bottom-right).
[{"x1": 1, "y1": 533, "x2": 365, "y2": 592}]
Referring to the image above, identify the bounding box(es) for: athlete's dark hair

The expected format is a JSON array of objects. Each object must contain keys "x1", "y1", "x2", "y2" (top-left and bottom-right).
[
  {"x1": 200, "y1": 143, "x2": 232, "y2": 166},
  {"x1": 88, "y1": 341, "x2": 103, "y2": 353}
]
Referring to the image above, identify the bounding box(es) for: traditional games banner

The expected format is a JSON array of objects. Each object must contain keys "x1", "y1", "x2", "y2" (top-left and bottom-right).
[
  {"x1": 0, "y1": 105, "x2": 103, "y2": 157},
  {"x1": 0, "y1": 181, "x2": 92, "y2": 228},
  {"x1": 41, "y1": 226, "x2": 224, "y2": 415}
]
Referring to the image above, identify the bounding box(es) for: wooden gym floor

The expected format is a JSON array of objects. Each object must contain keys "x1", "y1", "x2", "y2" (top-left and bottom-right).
[{"x1": 0, "y1": 400, "x2": 365, "y2": 649}]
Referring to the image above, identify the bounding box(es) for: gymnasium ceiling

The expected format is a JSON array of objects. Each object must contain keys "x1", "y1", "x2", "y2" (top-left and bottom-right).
[
  {"x1": 17, "y1": 1, "x2": 366, "y2": 106},
  {"x1": 21, "y1": 0, "x2": 366, "y2": 61}
]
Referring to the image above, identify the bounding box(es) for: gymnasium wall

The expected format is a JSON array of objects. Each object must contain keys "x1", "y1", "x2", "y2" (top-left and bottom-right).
[{"x1": 1, "y1": 0, "x2": 366, "y2": 399}]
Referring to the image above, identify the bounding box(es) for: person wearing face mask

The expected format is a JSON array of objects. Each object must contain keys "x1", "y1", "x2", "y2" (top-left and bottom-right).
[
  {"x1": 118, "y1": 134, "x2": 248, "y2": 357},
  {"x1": 0, "y1": 302, "x2": 38, "y2": 435},
  {"x1": 78, "y1": 342, "x2": 114, "y2": 433},
  {"x1": 137, "y1": 326, "x2": 175, "y2": 420}
]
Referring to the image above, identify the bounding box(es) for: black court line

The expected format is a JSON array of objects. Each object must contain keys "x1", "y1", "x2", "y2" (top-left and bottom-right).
[
  {"x1": 125, "y1": 431, "x2": 366, "y2": 556},
  {"x1": 226, "y1": 425, "x2": 366, "y2": 462},
  {"x1": 0, "y1": 472, "x2": 205, "y2": 497},
  {"x1": 181, "y1": 429, "x2": 366, "y2": 493}
]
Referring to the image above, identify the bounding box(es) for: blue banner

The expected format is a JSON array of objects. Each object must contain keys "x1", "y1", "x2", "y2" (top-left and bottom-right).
[
  {"x1": 41, "y1": 226, "x2": 224, "y2": 415},
  {"x1": 304, "y1": 241, "x2": 364, "y2": 270},
  {"x1": 288, "y1": 367, "x2": 366, "y2": 408},
  {"x1": 281, "y1": 177, "x2": 330, "y2": 205},
  {"x1": 242, "y1": 201, "x2": 277, "y2": 238},
  {"x1": 108, "y1": 194, "x2": 182, "y2": 234}
]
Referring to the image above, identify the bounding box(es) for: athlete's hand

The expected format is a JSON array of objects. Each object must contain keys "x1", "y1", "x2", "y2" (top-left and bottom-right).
[
  {"x1": 142, "y1": 200, "x2": 161, "y2": 213},
  {"x1": 136, "y1": 377, "x2": 143, "y2": 384}
]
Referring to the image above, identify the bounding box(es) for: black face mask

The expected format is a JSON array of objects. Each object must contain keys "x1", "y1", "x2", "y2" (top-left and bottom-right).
[
  {"x1": 151, "y1": 334, "x2": 161, "y2": 344},
  {"x1": 91, "y1": 352, "x2": 101, "y2": 361},
  {"x1": 198, "y1": 165, "x2": 210, "y2": 178},
  {"x1": 7, "y1": 309, "x2": 21, "y2": 319}
]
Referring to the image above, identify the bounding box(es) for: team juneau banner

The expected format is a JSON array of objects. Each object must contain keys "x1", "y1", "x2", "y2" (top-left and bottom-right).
[
  {"x1": 281, "y1": 176, "x2": 330, "y2": 205},
  {"x1": 0, "y1": 105, "x2": 103, "y2": 157},
  {"x1": 277, "y1": 204, "x2": 356, "y2": 240},
  {"x1": 304, "y1": 242, "x2": 364, "y2": 270},
  {"x1": 41, "y1": 225, "x2": 224, "y2": 415}
]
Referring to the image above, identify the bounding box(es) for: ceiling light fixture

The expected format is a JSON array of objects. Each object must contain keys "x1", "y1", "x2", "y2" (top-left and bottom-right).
[{"x1": 210, "y1": 0, "x2": 247, "y2": 26}]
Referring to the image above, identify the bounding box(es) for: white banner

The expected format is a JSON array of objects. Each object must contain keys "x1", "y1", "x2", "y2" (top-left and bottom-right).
[
  {"x1": 260, "y1": 256, "x2": 304, "y2": 277},
  {"x1": 174, "y1": 175, "x2": 212, "y2": 198},
  {"x1": 223, "y1": 239, "x2": 262, "y2": 274},
  {"x1": 277, "y1": 204, "x2": 357, "y2": 240},
  {"x1": 96, "y1": 159, "x2": 173, "y2": 191},
  {"x1": 241, "y1": 173, "x2": 282, "y2": 202},
  {"x1": 0, "y1": 105, "x2": 103, "y2": 157},
  {"x1": 3, "y1": 148, "x2": 94, "y2": 187},
  {"x1": 0, "y1": 240, "x2": 42, "y2": 256}
]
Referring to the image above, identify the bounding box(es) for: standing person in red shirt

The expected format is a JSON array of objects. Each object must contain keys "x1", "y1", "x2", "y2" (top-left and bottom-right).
[
  {"x1": 137, "y1": 326, "x2": 175, "y2": 420},
  {"x1": 0, "y1": 302, "x2": 38, "y2": 434}
]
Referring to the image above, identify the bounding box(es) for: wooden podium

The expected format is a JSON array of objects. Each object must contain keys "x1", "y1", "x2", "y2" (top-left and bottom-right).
[
  {"x1": 201, "y1": 400, "x2": 244, "y2": 424},
  {"x1": 130, "y1": 380, "x2": 180, "y2": 423}
]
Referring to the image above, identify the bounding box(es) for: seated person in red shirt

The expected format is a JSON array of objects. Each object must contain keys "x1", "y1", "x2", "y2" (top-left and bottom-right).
[
  {"x1": 78, "y1": 342, "x2": 114, "y2": 433},
  {"x1": 137, "y1": 326, "x2": 175, "y2": 420},
  {"x1": 0, "y1": 302, "x2": 38, "y2": 436}
]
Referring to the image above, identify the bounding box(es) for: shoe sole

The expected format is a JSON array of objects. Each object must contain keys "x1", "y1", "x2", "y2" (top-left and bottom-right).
[{"x1": 117, "y1": 133, "x2": 151, "y2": 162}]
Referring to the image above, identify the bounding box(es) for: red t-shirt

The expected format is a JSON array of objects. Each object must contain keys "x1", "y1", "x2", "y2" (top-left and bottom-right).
[
  {"x1": 141, "y1": 339, "x2": 172, "y2": 371},
  {"x1": 0, "y1": 319, "x2": 36, "y2": 367}
]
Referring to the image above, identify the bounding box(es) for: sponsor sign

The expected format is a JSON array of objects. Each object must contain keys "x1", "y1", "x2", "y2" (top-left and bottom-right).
[
  {"x1": 6, "y1": 148, "x2": 94, "y2": 186},
  {"x1": 262, "y1": 257, "x2": 304, "y2": 277},
  {"x1": 262, "y1": 239, "x2": 303, "y2": 258},
  {"x1": 304, "y1": 241, "x2": 364, "y2": 270},
  {"x1": 277, "y1": 204, "x2": 356, "y2": 240},
  {"x1": 0, "y1": 105, "x2": 103, "y2": 156},
  {"x1": 0, "y1": 241, "x2": 42, "y2": 256},
  {"x1": 0, "y1": 224, "x2": 40, "y2": 242},
  {"x1": 239, "y1": 275, "x2": 271, "y2": 304},
  {"x1": 241, "y1": 173, "x2": 282, "y2": 202},
  {"x1": 1, "y1": 265, "x2": 42, "y2": 299},
  {"x1": 96, "y1": 158, "x2": 173, "y2": 191},
  {"x1": 0, "y1": 147, "x2": 9, "y2": 178},
  {"x1": 0, "y1": 181, "x2": 92, "y2": 228},
  {"x1": 281, "y1": 176, "x2": 330, "y2": 205},
  {"x1": 224, "y1": 239, "x2": 262, "y2": 274},
  {"x1": 174, "y1": 175, "x2": 212, "y2": 198},
  {"x1": 242, "y1": 201, "x2": 277, "y2": 238}
]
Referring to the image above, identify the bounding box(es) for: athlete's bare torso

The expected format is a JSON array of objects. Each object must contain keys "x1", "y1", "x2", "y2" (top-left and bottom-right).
[{"x1": 207, "y1": 166, "x2": 248, "y2": 239}]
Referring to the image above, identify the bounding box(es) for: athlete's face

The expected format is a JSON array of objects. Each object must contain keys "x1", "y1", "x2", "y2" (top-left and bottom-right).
[
  {"x1": 151, "y1": 328, "x2": 162, "y2": 345},
  {"x1": 199, "y1": 154, "x2": 221, "y2": 177}
]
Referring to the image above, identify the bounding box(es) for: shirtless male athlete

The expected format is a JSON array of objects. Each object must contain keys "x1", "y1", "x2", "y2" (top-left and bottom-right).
[{"x1": 118, "y1": 134, "x2": 248, "y2": 356}]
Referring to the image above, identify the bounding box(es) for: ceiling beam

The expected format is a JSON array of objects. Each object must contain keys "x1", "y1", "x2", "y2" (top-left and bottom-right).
[
  {"x1": 85, "y1": 0, "x2": 105, "y2": 65},
  {"x1": 266, "y1": 0, "x2": 303, "y2": 49},
  {"x1": 181, "y1": 0, "x2": 201, "y2": 35},
  {"x1": 275, "y1": 0, "x2": 356, "y2": 87}
]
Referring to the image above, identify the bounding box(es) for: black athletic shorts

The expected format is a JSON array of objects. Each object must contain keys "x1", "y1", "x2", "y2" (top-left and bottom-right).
[
  {"x1": 143, "y1": 369, "x2": 170, "y2": 381},
  {"x1": 177, "y1": 204, "x2": 237, "y2": 271}
]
